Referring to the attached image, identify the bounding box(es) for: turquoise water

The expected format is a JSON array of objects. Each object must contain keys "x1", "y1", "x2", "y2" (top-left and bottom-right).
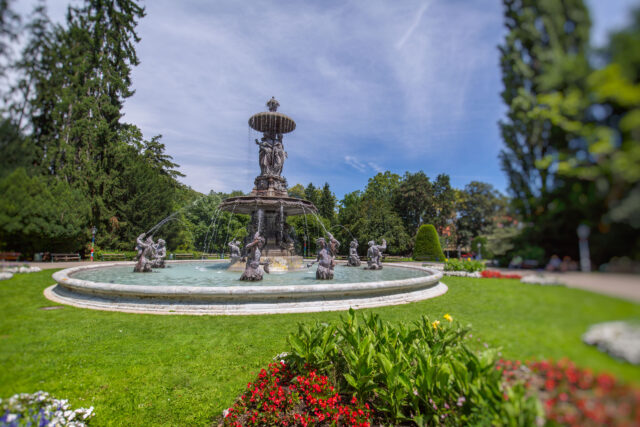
[{"x1": 71, "y1": 262, "x2": 428, "y2": 287}]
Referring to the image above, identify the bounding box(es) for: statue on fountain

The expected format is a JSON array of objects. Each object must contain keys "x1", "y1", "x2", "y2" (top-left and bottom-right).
[
  {"x1": 328, "y1": 232, "x2": 340, "y2": 257},
  {"x1": 151, "y1": 239, "x2": 166, "y2": 268},
  {"x1": 347, "y1": 239, "x2": 361, "y2": 267},
  {"x1": 228, "y1": 239, "x2": 242, "y2": 265},
  {"x1": 365, "y1": 239, "x2": 387, "y2": 270},
  {"x1": 134, "y1": 233, "x2": 154, "y2": 272},
  {"x1": 240, "y1": 232, "x2": 270, "y2": 281},
  {"x1": 256, "y1": 134, "x2": 287, "y2": 177},
  {"x1": 308, "y1": 236, "x2": 338, "y2": 280}
]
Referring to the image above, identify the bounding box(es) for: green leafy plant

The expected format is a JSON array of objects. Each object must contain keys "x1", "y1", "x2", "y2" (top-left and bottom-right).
[
  {"x1": 413, "y1": 224, "x2": 446, "y2": 261},
  {"x1": 285, "y1": 309, "x2": 542, "y2": 426},
  {"x1": 444, "y1": 259, "x2": 485, "y2": 272}
]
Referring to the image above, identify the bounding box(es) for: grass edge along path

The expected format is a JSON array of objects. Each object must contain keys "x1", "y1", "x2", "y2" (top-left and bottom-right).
[{"x1": 0, "y1": 270, "x2": 638, "y2": 426}]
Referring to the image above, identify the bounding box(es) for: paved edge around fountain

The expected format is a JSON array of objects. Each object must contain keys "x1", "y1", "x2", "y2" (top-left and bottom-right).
[{"x1": 44, "y1": 261, "x2": 448, "y2": 315}]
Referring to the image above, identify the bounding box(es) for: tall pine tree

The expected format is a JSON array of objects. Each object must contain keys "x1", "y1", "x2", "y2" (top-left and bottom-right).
[{"x1": 24, "y1": 0, "x2": 146, "y2": 235}]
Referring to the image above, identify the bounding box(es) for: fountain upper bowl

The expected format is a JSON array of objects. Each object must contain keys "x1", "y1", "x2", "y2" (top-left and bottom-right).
[{"x1": 249, "y1": 112, "x2": 296, "y2": 134}]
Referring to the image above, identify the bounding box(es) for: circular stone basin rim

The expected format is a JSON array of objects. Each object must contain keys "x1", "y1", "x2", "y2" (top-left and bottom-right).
[{"x1": 52, "y1": 261, "x2": 443, "y2": 300}]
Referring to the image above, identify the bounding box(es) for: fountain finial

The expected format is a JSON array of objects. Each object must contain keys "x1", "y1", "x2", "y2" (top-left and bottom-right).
[{"x1": 267, "y1": 96, "x2": 279, "y2": 112}]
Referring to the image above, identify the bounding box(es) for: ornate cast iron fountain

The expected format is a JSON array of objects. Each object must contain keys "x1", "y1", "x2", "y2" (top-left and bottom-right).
[{"x1": 219, "y1": 98, "x2": 317, "y2": 273}]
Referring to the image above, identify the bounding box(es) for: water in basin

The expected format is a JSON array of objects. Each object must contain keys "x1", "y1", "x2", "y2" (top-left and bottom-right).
[{"x1": 71, "y1": 262, "x2": 428, "y2": 287}]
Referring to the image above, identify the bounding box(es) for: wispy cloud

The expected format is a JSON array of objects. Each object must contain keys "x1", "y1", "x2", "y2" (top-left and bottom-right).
[
  {"x1": 368, "y1": 162, "x2": 384, "y2": 173},
  {"x1": 344, "y1": 156, "x2": 367, "y2": 173},
  {"x1": 395, "y1": 1, "x2": 431, "y2": 49}
]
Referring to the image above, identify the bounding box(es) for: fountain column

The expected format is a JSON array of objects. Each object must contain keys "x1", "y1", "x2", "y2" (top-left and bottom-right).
[{"x1": 221, "y1": 98, "x2": 317, "y2": 273}]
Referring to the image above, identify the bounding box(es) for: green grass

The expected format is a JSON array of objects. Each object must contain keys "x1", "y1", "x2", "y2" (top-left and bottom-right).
[{"x1": 0, "y1": 270, "x2": 638, "y2": 426}]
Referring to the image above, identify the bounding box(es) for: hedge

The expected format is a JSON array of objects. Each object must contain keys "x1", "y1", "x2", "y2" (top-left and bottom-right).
[{"x1": 413, "y1": 224, "x2": 446, "y2": 261}]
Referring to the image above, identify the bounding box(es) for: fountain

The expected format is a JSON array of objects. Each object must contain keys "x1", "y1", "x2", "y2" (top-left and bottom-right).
[
  {"x1": 220, "y1": 97, "x2": 316, "y2": 274},
  {"x1": 44, "y1": 98, "x2": 448, "y2": 315}
]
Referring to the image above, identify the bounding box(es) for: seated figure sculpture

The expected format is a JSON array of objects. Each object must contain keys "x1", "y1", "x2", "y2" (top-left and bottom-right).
[
  {"x1": 228, "y1": 239, "x2": 242, "y2": 265},
  {"x1": 308, "y1": 237, "x2": 336, "y2": 280},
  {"x1": 240, "y1": 232, "x2": 270, "y2": 281},
  {"x1": 347, "y1": 239, "x2": 361, "y2": 267},
  {"x1": 365, "y1": 239, "x2": 387, "y2": 270},
  {"x1": 134, "y1": 233, "x2": 154, "y2": 272},
  {"x1": 151, "y1": 239, "x2": 166, "y2": 268}
]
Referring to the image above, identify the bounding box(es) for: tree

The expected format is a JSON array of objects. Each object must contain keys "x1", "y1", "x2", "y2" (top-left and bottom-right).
[
  {"x1": 498, "y1": 0, "x2": 591, "y2": 219},
  {"x1": 429, "y1": 174, "x2": 456, "y2": 232},
  {"x1": 304, "y1": 182, "x2": 319, "y2": 206},
  {"x1": 455, "y1": 181, "x2": 504, "y2": 247},
  {"x1": 0, "y1": 168, "x2": 90, "y2": 254},
  {"x1": 355, "y1": 172, "x2": 411, "y2": 254},
  {"x1": 393, "y1": 171, "x2": 432, "y2": 234},
  {"x1": 0, "y1": 0, "x2": 20, "y2": 79},
  {"x1": 317, "y1": 182, "x2": 336, "y2": 221},
  {"x1": 498, "y1": 0, "x2": 602, "y2": 263},
  {"x1": 22, "y1": 0, "x2": 146, "y2": 231},
  {"x1": 288, "y1": 183, "x2": 305, "y2": 199}
]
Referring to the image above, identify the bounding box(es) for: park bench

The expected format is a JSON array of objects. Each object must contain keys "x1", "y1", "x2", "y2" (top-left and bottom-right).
[
  {"x1": 174, "y1": 253, "x2": 195, "y2": 260},
  {"x1": 51, "y1": 253, "x2": 81, "y2": 262},
  {"x1": 0, "y1": 252, "x2": 21, "y2": 261},
  {"x1": 100, "y1": 253, "x2": 128, "y2": 261}
]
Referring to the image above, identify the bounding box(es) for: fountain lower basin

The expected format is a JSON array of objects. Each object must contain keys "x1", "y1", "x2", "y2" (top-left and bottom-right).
[{"x1": 45, "y1": 261, "x2": 447, "y2": 315}]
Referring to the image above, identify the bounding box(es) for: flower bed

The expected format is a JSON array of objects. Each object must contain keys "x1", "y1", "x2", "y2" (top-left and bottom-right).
[
  {"x1": 222, "y1": 361, "x2": 372, "y2": 426},
  {"x1": 480, "y1": 270, "x2": 522, "y2": 279},
  {"x1": 498, "y1": 359, "x2": 640, "y2": 426},
  {"x1": 0, "y1": 391, "x2": 94, "y2": 426},
  {"x1": 220, "y1": 312, "x2": 640, "y2": 426}
]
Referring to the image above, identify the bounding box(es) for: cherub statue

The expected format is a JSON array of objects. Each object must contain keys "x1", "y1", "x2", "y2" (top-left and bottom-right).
[
  {"x1": 240, "y1": 232, "x2": 270, "y2": 281},
  {"x1": 347, "y1": 239, "x2": 361, "y2": 267},
  {"x1": 134, "y1": 233, "x2": 154, "y2": 272},
  {"x1": 151, "y1": 238, "x2": 166, "y2": 268},
  {"x1": 308, "y1": 237, "x2": 335, "y2": 280},
  {"x1": 365, "y1": 239, "x2": 387, "y2": 270},
  {"x1": 228, "y1": 239, "x2": 242, "y2": 265}
]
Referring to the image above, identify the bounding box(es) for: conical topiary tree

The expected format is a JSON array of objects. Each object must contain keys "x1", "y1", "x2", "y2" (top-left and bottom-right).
[{"x1": 413, "y1": 224, "x2": 446, "y2": 261}]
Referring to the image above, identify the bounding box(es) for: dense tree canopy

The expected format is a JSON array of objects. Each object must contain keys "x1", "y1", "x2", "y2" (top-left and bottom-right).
[{"x1": 498, "y1": 0, "x2": 640, "y2": 265}]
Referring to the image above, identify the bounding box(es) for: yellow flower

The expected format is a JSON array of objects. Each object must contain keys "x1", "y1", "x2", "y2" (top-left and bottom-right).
[
  {"x1": 432, "y1": 320, "x2": 440, "y2": 329},
  {"x1": 444, "y1": 313, "x2": 453, "y2": 322}
]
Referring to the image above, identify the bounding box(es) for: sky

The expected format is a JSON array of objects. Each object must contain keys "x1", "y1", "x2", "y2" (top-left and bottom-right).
[{"x1": 14, "y1": 0, "x2": 639, "y2": 199}]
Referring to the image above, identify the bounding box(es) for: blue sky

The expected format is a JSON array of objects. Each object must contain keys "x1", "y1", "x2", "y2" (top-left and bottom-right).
[{"x1": 16, "y1": 0, "x2": 639, "y2": 199}]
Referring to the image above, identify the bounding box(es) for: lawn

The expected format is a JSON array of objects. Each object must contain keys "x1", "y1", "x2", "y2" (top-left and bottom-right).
[{"x1": 0, "y1": 270, "x2": 638, "y2": 426}]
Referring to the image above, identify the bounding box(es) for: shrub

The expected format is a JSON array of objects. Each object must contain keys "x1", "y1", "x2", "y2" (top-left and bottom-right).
[
  {"x1": 444, "y1": 258, "x2": 485, "y2": 272},
  {"x1": 285, "y1": 309, "x2": 542, "y2": 426},
  {"x1": 413, "y1": 224, "x2": 446, "y2": 261}
]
